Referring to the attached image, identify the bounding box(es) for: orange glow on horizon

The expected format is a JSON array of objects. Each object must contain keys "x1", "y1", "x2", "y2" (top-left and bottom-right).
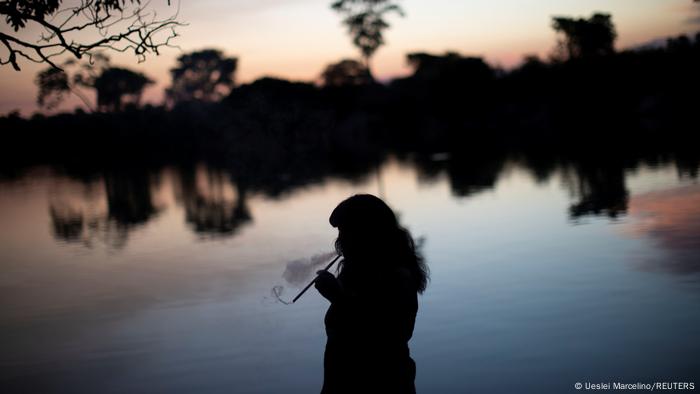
[{"x1": 1, "y1": 0, "x2": 698, "y2": 115}]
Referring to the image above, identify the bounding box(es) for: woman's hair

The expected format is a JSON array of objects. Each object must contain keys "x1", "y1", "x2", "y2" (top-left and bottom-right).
[{"x1": 329, "y1": 194, "x2": 429, "y2": 293}]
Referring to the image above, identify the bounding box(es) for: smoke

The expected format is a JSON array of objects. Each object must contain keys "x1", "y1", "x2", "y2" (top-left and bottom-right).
[
  {"x1": 282, "y1": 251, "x2": 336, "y2": 286},
  {"x1": 269, "y1": 251, "x2": 336, "y2": 305},
  {"x1": 271, "y1": 285, "x2": 291, "y2": 305}
]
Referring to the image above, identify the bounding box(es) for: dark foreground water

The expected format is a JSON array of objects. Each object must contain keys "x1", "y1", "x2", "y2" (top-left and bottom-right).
[{"x1": 1, "y1": 157, "x2": 699, "y2": 393}]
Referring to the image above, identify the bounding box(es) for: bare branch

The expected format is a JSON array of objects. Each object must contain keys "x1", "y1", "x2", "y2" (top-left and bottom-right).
[
  {"x1": 0, "y1": 0, "x2": 184, "y2": 71},
  {"x1": 0, "y1": 32, "x2": 65, "y2": 70},
  {"x1": 0, "y1": 34, "x2": 20, "y2": 71}
]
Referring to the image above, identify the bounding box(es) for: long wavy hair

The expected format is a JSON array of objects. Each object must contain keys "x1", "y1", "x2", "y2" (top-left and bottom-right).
[{"x1": 329, "y1": 194, "x2": 429, "y2": 293}]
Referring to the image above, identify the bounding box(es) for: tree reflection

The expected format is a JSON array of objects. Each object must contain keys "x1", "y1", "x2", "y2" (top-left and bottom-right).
[
  {"x1": 675, "y1": 153, "x2": 700, "y2": 179},
  {"x1": 104, "y1": 172, "x2": 158, "y2": 226},
  {"x1": 48, "y1": 171, "x2": 159, "y2": 248},
  {"x1": 43, "y1": 150, "x2": 698, "y2": 251},
  {"x1": 48, "y1": 178, "x2": 105, "y2": 247},
  {"x1": 49, "y1": 205, "x2": 84, "y2": 241},
  {"x1": 413, "y1": 151, "x2": 507, "y2": 198},
  {"x1": 178, "y1": 166, "x2": 252, "y2": 236},
  {"x1": 563, "y1": 162, "x2": 629, "y2": 219}
]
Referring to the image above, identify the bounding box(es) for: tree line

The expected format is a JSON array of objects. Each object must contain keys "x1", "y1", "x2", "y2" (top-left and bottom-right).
[
  {"x1": 1, "y1": 11, "x2": 698, "y2": 175},
  {"x1": 28, "y1": 11, "x2": 691, "y2": 114}
]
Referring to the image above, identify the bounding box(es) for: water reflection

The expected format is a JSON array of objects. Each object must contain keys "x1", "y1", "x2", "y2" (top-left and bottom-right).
[
  {"x1": 47, "y1": 165, "x2": 254, "y2": 248},
  {"x1": 49, "y1": 205, "x2": 85, "y2": 241},
  {"x1": 104, "y1": 172, "x2": 159, "y2": 227},
  {"x1": 2, "y1": 154, "x2": 700, "y2": 393},
  {"x1": 48, "y1": 177, "x2": 113, "y2": 247},
  {"x1": 412, "y1": 151, "x2": 698, "y2": 222},
  {"x1": 39, "y1": 152, "x2": 700, "y2": 249},
  {"x1": 178, "y1": 166, "x2": 252, "y2": 236},
  {"x1": 626, "y1": 184, "x2": 700, "y2": 274},
  {"x1": 562, "y1": 162, "x2": 628, "y2": 219},
  {"x1": 413, "y1": 152, "x2": 507, "y2": 197}
]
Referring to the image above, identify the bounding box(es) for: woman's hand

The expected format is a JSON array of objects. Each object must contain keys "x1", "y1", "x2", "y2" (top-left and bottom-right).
[{"x1": 315, "y1": 270, "x2": 342, "y2": 303}]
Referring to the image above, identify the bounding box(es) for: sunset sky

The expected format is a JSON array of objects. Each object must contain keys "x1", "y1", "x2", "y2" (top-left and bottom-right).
[{"x1": 1, "y1": 0, "x2": 699, "y2": 115}]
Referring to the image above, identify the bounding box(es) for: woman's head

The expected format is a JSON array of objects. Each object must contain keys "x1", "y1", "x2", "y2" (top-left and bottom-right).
[{"x1": 329, "y1": 194, "x2": 428, "y2": 293}]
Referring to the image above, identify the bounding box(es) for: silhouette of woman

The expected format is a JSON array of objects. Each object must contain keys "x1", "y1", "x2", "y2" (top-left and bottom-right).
[{"x1": 315, "y1": 194, "x2": 428, "y2": 393}]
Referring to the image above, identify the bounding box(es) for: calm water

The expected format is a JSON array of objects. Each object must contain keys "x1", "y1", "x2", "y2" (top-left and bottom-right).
[{"x1": 1, "y1": 158, "x2": 699, "y2": 393}]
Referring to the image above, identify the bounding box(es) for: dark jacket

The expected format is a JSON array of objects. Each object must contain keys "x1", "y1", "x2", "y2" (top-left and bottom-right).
[{"x1": 321, "y1": 265, "x2": 418, "y2": 394}]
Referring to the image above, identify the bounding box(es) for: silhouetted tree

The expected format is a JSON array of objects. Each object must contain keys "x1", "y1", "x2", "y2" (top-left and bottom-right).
[
  {"x1": 552, "y1": 13, "x2": 617, "y2": 60},
  {"x1": 667, "y1": 35, "x2": 693, "y2": 52},
  {"x1": 35, "y1": 54, "x2": 110, "y2": 112},
  {"x1": 321, "y1": 59, "x2": 372, "y2": 87},
  {"x1": 70, "y1": 53, "x2": 111, "y2": 89},
  {"x1": 406, "y1": 52, "x2": 494, "y2": 81},
  {"x1": 94, "y1": 68, "x2": 153, "y2": 112},
  {"x1": 518, "y1": 55, "x2": 547, "y2": 72},
  {"x1": 404, "y1": 52, "x2": 495, "y2": 101},
  {"x1": 0, "y1": 0, "x2": 181, "y2": 71},
  {"x1": 36, "y1": 68, "x2": 73, "y2": 110},
  {"x1": 331, "y1": 0, "x2": 404, "y2": 78},
  {"x1": 166, "y1": 49, "x2": 238, "y2": 103},
  {"x1": 35, "y1": 55, "x2": 152, "y2": 112}
]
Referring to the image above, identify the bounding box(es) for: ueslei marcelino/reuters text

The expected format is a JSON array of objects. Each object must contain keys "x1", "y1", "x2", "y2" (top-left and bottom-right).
[{"x1": 579, "y1": 382, "x2": 695, "y2": 390}]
